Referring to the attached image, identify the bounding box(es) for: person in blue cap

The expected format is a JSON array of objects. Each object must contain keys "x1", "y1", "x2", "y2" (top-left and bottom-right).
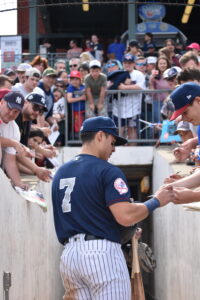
[
  {"x1": 52, "y1": 116, "x2": 174, "y2": 300},
  {"x1": 165, "y1": 82, "x2": 200, "y2": 204}
]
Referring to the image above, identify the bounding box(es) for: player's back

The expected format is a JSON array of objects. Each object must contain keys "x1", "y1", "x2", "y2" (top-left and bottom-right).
[{"x1": 52, "y1": 153, "x2": 124, "y2": 244}]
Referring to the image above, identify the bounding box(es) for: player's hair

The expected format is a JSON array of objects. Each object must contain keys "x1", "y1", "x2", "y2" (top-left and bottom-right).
[
  {"x1": 177, "y1": 68, "x2": 200, "y2": 84},
  {"x1": 81, "y1": 131, "x2": 109, "y2": 144}
]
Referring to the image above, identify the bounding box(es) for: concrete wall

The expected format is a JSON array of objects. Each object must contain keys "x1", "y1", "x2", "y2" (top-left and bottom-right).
[
  {"x1": 0, "y1": 169, "x2": 64, "y2": 300},
  {"x1": 153, "y1": 148, "x2": 200, "y2": 300}
]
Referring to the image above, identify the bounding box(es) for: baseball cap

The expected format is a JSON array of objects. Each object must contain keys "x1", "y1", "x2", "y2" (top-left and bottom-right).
[
  {"x1": 146, "y1": 56, "x2": 157, "y2": 64},
  {"x1": 129, "y1": 40, "x2": 139, "y2": 48},
  {"x1": 80, "y1": 116, "x2": 127, "y2": 146},
  {"x1": 122, "y1": 53, "x2": 135, "y2": 63},
  {"x1": 26, "y1": 93, "x2": 48, "y2": 111},
  {"x1": 174, "y1": 121, "x2": 191, "y2": 134},
  {"x1": 0, "y1": 89, "x2": 11, "y2": 100},
  {"x1": 106, "y1": 60, "x2": 118, "y2": 69},
  {"x1": 3, "y1": 91, "x2": 25, "y2": 111},
  {"x1": 42, "y1": 67, "x2": 57, "y2": 77},
  {"x1": 17, "y1": 63, "x2": 32, "y2": 72},
  {"x1": 163, "y1": 66, "x2": 182, "y2": 79},
  {"x1": 4, "y1": 68, "x2": 16, "y2": 76},
  {"x1": 89, "y1": 60, "x2": 101, "y2": 68},
  {"x1": 186, "y1": 43, "x2": 200, "y2": 51},
  {"x1": 170, "y1": 82, "x2": 200, "y2": 120},
  {"x1": 25, "y1": 67, "x2": 41, "y2": 78},
  {"x1": 69, "y1": 70, "x2": 81, "y2": 79}
]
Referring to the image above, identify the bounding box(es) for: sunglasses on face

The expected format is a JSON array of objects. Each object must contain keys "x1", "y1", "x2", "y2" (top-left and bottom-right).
[
  {"x1": 69, "y1": 64, "x2": 78, "y2": 68},
  {"x1": 32, "y1": 103, "x2": 45, "y2": 114},
  {"x1": 56, "y1": 84, "x2": 65, "y2": 88},
  {"x1": 136, "y1": 62, "x2": 146, "y2": 66}
]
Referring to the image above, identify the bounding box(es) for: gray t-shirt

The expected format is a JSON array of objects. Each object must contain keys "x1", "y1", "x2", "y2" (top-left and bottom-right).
[{"x1": 84, "y1": 73, "x2": 107, "y2": 99}]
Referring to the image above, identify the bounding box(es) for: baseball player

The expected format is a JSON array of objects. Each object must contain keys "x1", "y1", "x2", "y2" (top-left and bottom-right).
[{"x1": 52, "y1": 116, "x2": 174, "y2": 300}]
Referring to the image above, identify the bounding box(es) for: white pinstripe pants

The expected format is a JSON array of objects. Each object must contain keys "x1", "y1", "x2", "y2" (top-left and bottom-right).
[{"x1": 60, "y1": 234, "x2": 131, "y2": 300}]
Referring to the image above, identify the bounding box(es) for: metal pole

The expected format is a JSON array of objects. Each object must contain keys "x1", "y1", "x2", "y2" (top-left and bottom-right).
[
  {"x1": 3, "y1": 272, "x2": 11, "y2": 300},
  {"x1": 128, "y1": 0, "x2": 136, "y2": 41},
  {"x1": 29, "y1": 0, "x2": 38, "y2": 58}
]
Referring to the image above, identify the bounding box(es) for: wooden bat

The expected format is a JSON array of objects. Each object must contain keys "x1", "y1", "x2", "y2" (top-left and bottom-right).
[{"x1": 131, "y1": 234, "x2": 146, "y2": 300}]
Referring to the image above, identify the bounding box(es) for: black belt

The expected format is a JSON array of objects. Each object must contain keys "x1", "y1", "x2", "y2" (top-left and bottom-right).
[{"x1": 64, "y1": 234, "x2": 104, "y2": 245}]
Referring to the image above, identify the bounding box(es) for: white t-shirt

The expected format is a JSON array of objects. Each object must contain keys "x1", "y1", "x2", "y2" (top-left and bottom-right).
[
  {"x1": 12, "y1": 83, "x2": 45, "y2": 98},
  {"x1": 112, "y1": 69, "x2": 146, "y2": 119},
  {"x1": 0, "y1": 121, "x2": 20, "y2": 155},
  {"x1": 53, "y1": 97, "x2": 65, "y2": 116}
]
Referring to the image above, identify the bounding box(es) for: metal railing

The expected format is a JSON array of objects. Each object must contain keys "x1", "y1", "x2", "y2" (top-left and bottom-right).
[
  {"x1": 1, "y1": 53, "x2": 69, "y2": 71},
  {"x1": 64, "y1": 89, "x2": 172, "y2": 146}
]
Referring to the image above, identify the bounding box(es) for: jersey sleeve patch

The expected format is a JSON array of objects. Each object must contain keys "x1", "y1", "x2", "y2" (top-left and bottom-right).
[{"x1": 114, "y1": 178, "x2": 128, "y2": 195}]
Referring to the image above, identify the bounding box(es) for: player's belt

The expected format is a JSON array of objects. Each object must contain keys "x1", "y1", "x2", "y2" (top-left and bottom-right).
[{"x1": 64, "y1": 234, "x2": 104, "y2": 245}]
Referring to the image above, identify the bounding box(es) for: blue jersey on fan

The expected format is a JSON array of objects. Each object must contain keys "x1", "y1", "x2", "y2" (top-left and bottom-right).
[{"x1": 52, "y1": 154, "x2": 131, "y2": 245}]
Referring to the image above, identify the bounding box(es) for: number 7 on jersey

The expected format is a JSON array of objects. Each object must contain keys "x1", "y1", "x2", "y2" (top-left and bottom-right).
[{"x1": 59, "y1": 177, "x2": 76, "y2": 213}]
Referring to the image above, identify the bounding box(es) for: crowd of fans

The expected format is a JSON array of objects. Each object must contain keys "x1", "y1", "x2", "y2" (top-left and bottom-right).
[{"x1": 1, "y1": 32, "x2": 200, "y2": 189}]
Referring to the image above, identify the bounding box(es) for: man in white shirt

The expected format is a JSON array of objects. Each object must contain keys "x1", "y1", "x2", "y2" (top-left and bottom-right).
[
  {"x1": 12, "y1": 67, "x2": 44, "y2": 97},
  {"x1": 112, "y1": 53, "x2": 146, "y2": 143}
]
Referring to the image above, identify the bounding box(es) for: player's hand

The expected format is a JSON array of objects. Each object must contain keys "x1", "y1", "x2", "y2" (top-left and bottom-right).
[
  {"x1": 35, "y1": 167, "x2": 52, "y2": 182},
  {"x1": 155, "y1": 185, "x2": 175, "y2": 207}
]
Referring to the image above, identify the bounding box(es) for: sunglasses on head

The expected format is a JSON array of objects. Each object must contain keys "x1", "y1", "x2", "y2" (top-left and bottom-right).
[
  {"x1": 69, "y1": 64, "x2": 78, "y2": 68},
  {"x1": 32, "y1": 103, "x2": 45, "y2": 114},
  {"x1": 106, "y1": 63, "x2": 116, "y2": 68}
]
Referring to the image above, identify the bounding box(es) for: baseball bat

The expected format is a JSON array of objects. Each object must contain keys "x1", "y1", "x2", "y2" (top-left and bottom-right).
[{"x1": 131, "y1": 234, "x2": 146, "y2": 300}]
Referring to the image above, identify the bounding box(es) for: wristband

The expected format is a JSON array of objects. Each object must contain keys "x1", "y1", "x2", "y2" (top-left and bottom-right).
[{"x1": 144, "y1": 197, "x2": 160, "y2": 213}]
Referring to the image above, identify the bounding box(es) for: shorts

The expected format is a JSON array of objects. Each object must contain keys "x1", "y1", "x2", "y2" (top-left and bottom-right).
[
  {"x1": 85, "y1": 100, "x2": 108, "y2": 118},
  {"x1": 113, "y1": 115, "x2": 138, "y2": 128}
]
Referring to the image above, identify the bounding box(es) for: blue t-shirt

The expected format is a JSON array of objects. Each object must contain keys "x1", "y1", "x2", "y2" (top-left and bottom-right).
[
  {"x1": 52, "y1": 154, "x2": 131, "y2": 244},
  {"x1": 67, "y1": 84, "x2": 85, "y2": 112}
]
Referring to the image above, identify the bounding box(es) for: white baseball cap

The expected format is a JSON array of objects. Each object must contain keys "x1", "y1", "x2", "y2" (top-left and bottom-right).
[
  {"x1": 146, "y1": 56, "x2": 157, "y2": 64},
  {"x1": 89, "y1": 59, "x2": 101, "y2": 68}
]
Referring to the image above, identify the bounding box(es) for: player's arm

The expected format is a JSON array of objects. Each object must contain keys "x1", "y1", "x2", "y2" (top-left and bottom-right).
[{"x1": 109, "y1": 185, "x2": 174, "y2": 226}]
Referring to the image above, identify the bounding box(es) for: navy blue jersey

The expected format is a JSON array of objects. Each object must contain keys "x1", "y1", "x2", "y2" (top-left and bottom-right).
[{"x1": 52, "y1": 154, "x2": 131, "y2": 244}]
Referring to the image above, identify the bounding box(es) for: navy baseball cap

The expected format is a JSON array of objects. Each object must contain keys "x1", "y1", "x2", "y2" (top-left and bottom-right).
[
  {"x1": 170, "y1": 82, "x2": 200, "y2": 120},
  {"x1": 122, "y1": 53, "x2": 135, "y2": 63},
  {"x1": 26, "y1": 93, "x2": 48, "y2": 111},
  {"x1": 3, "y1": 91, "x2": 25, "y2": 111},
  {"x1": 80, "y1": 116, "x2": 127, "y2": 146}
]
